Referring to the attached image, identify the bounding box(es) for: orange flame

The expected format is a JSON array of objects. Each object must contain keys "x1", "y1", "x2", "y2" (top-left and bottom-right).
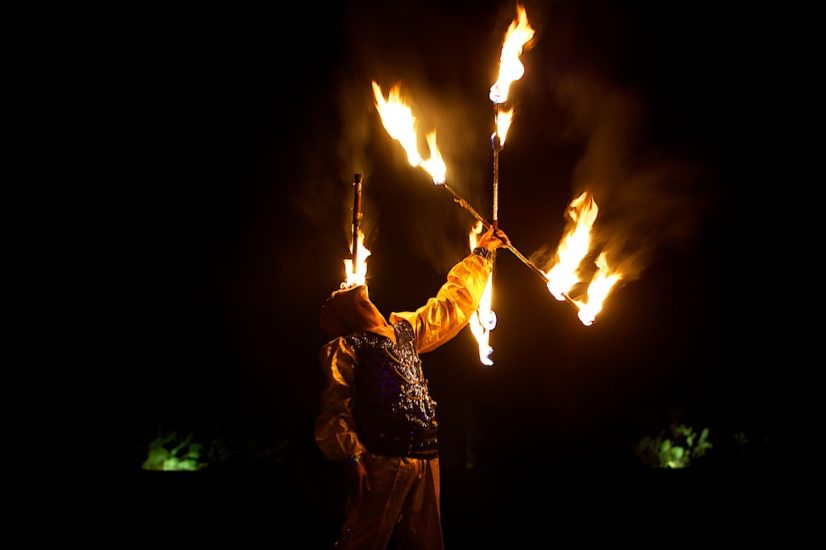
[
  {"x1": 495, "y1": 107, "x2": 514, "y2": 146},
  {"x1": 544, "y1": 193, "x2": 624, "y2": 325},
  {"x1": 342, "y1": 230, "x2": 371, "y2": 288},
  {"x1": 577, "y1": 252, "x2": 622, "y2": 326},
  {"x1": 489, "y1": 4, "x2": 535, "y2": 105},
  {"x1": 420, "y1": 131, "x2": 446, "y2": 185},
  {"x1": 372, "y1": 81, "x2": 446, "y2": 184},
  {"x1": 468, "y1": 222, "x2": 496, "y2": 365},
  {"x1": 545, "y1": 192, "x2": 599, "y2": 300}
]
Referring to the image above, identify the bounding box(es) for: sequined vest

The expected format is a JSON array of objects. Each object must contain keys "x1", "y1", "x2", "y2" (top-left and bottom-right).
[{"x1": 346, "y1": 320, "x2": 438, "y2": 458}]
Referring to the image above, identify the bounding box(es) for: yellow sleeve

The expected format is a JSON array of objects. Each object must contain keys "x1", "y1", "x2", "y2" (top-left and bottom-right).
[
  {"x1": 314, "y1": 338, "x2": 368, "y2": 462},
  {"x1": 389, "y1": 253, "x2": 492, "y2": 354}
]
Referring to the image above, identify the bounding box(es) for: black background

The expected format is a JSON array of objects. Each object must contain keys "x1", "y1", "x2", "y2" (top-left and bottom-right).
[{"x1": 45, "y1": 0, "x2": 786, "y2": 542}]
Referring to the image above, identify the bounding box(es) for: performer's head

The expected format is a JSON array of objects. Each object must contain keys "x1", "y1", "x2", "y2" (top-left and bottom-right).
[{"x1": 319, "y1": 284, "x2": 385, "y2": 337}]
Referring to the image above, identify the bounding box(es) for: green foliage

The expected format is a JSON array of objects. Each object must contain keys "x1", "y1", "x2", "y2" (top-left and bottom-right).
[
  {"x1": 140, "y1": 426, "x2": 290, "y2": 471},
  {"x1": 141, "y1": 431, "x2": 207, "y2": 471},
  {"x1": 634, "y1": 424, "x2": 712, "y2": 468}
]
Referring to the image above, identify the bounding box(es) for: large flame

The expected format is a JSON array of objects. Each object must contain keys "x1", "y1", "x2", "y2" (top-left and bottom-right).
[
  {"x1": 545, "y1": 192, "x2": 599, "y2": 300},
  {"x1": 489, "y1": 5, "x2": 535, "y2": 105},
  {"x1": 577, "y1": 252, "x2": 622, "y2": 326},
  {"x1": 372, "y1": 81, "x2": 446, "y2": 184},
  {"x1": 544, "y1": 193, "x2": 624, "y2": 325},
  {"x1": 468, "y1": 222, "x2": 496, "y2": 365},
  {"x1": 343, "y1": 230, "x2": 371, "y2": 288}
]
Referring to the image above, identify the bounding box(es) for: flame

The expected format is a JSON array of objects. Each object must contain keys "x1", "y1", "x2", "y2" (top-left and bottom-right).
[
  {"x1": 469, "y1": 279, "x2": 496, "y2": 365},
  {"x1": 342, "y1": 230, "x2": 371, "y2": 288},
  {"x1": 495, "y1": 107, "x2": 514, "y2": 146},
  {"x1": 489, "y1": 4, "x2": 535, "y2": 104},
  {"x1": 577, "y1": 252, "x2": 622, "y2": 326},
  {"x1": 372, "y1": 81, "x2": 422, "y2": 167},
  {"x1": 372, "y1": 81, "x2": 446, "y2": 184},
  {"x1": 544, "y1": 193, "x2": 624, "y2": 325},
  {"x1": 468, "y1": 222, "x2": 496, "y2": 365},
  {"x1": 545, "y1": 192, "x2": 599, "y2": 301},
  {"x1": 420, "y1": 131, "x2": 446, "y2": 185}
]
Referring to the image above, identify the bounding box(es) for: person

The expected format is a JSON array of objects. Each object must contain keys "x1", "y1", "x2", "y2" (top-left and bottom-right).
[{"x1": 315, "y1": 226, "x2": 507, "y2": 549}]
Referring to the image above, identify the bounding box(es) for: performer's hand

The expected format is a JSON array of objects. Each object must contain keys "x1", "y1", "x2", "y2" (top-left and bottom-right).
[
  {"x1": 345, "y1": 457, "x2": 371, "y2": 495},
  {"x1": 476, "y1": 226, "x2": 509, "y2": 251}
]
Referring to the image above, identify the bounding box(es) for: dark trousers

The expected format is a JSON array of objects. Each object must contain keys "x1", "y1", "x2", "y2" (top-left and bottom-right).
[{"x1": 335, "y1": 454, "x2": 443, "y2": 550}]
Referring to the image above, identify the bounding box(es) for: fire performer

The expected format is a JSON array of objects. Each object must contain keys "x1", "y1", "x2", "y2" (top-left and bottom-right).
[{"x1": 315, "y1": 225, "x2": 507, "y2": 549}]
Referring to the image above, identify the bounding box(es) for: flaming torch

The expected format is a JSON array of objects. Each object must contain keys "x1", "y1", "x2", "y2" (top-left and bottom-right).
[
  {"x1": 490, "y1": 4, "x2": 534, "y2": 229},
  {"x1": 351, "y1": 174, "x2": 363, "y2": 276},
  {"x1": 342, "y1": 173, "x2": 371, "y2": 289},
  {"x1": 476, "y1": 5, "x2": 533, "y2": 352}
]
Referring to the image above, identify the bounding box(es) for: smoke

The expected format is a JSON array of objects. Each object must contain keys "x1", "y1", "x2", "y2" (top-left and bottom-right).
[
  {"x1": 288, "y1": 57, "x2": 378, "y2": 268},
  {"x1": 555, "y1": 72, "x2": 709, "y2": 282},
  {"x1": 333, "y1": 79, "x2": 378, "y2": 246},
  {"x1": 526, "y1": 0, "x2": 718, "y2": 286}
]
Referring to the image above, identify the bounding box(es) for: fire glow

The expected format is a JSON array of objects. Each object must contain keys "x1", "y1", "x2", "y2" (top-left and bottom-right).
[
  {"x1": 490, "y1": 5, "x2": 533, "y2": 228},
  {"x1": 468, "y1": 222, "x2": 496, "y2": 365},
  {"x1": 372, "y1": 81, "x2": 446, "y2": 184}
]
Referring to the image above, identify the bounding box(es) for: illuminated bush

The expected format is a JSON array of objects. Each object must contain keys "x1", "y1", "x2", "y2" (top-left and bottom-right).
[
  {"x1": 634, "y1": 424, "x2": 712, "y2": 469},
  {"x1": 141, "y1": 431, "x2": 207, "y2": 471}
]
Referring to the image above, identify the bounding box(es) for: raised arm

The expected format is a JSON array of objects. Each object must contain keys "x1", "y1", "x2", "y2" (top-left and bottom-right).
[{"x1": 390, "y1": 227, "x2": 506, "y2": 354}]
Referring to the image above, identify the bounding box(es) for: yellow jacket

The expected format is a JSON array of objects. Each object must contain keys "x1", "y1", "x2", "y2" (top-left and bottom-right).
[{"x1": 314, "y1": 253, "x2": 493, "y2": 462}]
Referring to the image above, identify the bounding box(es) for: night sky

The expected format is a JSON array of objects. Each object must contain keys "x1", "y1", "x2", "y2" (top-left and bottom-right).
[{"x1": 49, "y1": 0, "x2": 782, "y2": 538}]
